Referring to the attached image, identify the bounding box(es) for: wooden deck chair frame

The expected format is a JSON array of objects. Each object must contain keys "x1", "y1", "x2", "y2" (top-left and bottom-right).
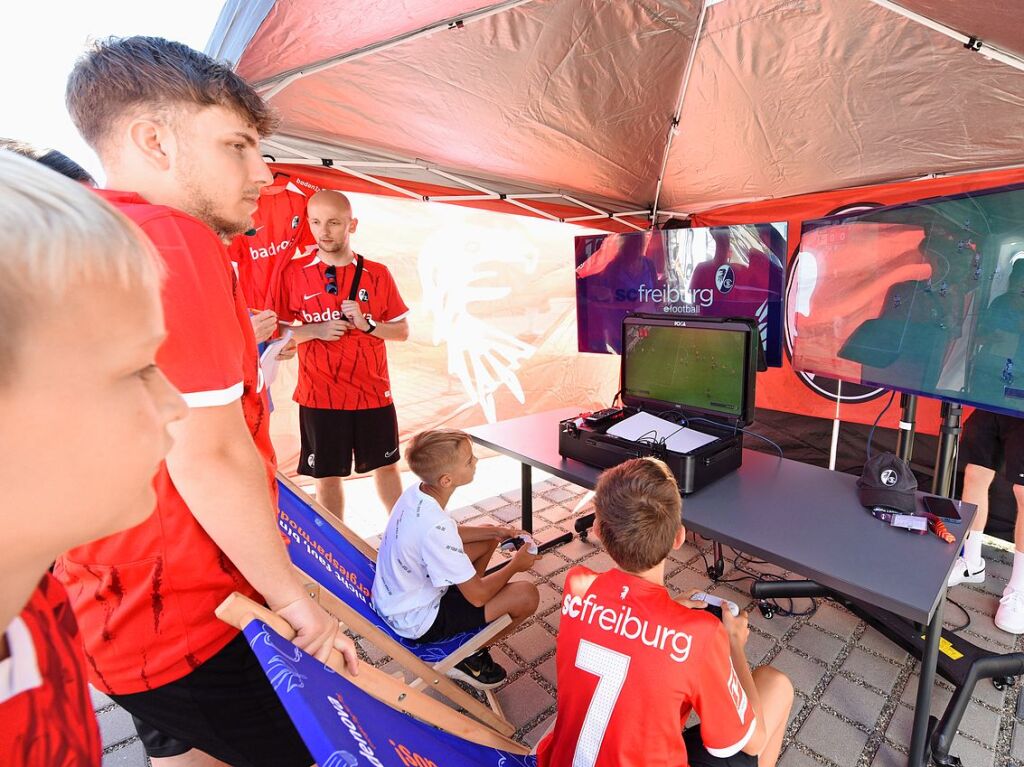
[
  {"x1": 277, "y1": 473, "x2": 515, "y2": 737},
  {"x1": 217, "y1": 592, "x2": 530, "y2": 755}
]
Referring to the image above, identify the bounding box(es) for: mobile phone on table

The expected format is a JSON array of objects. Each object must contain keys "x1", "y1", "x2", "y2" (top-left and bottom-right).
[{"x1": 922, "y1": 495, "x2": 962, "y2": 524}]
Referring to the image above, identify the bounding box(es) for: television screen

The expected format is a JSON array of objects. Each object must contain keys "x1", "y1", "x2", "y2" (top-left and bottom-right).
[
  {"x1": 622, "y1": 316, "x2": 756, "y2": 423},
  {"x1": 791, "y1": 182, "x2": 1024, "y2": 416},
  {"x1": 575, "y1": 224, "x2": 786, "y2": 365}
]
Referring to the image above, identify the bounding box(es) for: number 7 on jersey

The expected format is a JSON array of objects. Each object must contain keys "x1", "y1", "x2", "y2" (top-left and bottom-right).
[{"x1": 572, "y1": 639, "x2": 631, "y2": 767}]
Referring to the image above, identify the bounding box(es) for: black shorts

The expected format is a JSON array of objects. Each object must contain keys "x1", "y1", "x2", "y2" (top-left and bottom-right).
[
  {"x1": 112, "y1": 632, "x2": 311, "y2": 766},
  {"x1": 683, "y1": 725, "x2": 758, "y2": 767},
  {"x1": 960, "y1": 409, "x2": 1024, "y2": 485},
  {"x1": 414, "y1": 587, "x2": 487, "y2": 644},
  {"x1": 298, "y1": 403, "x2": 400, "y2": 478}
]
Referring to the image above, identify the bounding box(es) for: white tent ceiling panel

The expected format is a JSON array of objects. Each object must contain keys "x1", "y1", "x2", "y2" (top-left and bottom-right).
[{"x1": 211, "y1": 0, "x2": 1024, "y2": 220}]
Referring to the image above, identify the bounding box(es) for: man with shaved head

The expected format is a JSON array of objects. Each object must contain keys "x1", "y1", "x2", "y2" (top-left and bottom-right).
[{"x1": 277, "y1": 189, "x2": 410, "y2": 520}]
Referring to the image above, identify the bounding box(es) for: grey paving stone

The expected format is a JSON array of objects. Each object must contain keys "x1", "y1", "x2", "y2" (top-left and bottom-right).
[
  {"x1": 667, "y1": 566, "x2": 715, "y2": 596},
  {"x1": 530, "y1": 553, "x2": 570, "y2": 577},
  {"x1": 970, "y1": 673, "x2": 1008, "y2": 707},
  {"x1": 748, "y1": 609, "x2": 799, "y2": 639},
  {"x1": 538, "y1": 504, "x2": 575, "y2": 523},
  {"x1": 543, "y1": 488, "x2": 576, "y2": 504},
  {"x1": 1012, "y1": 721, "x2": 1024, "y2": 762},
  {"x1": 840, "y1": 647, "x2": 901, "y2": 693},
  {"x1": 450, "y1": 505, "x2": 480, "y2": 522},
  {"x1": 523, "y1": 714, "x2": 556, "y2": 748},
  {"x1": 543, "y1": 609, "x2": 561, "y2": 633},
  {"x1": 789, "y1": 625, "x2": 847, "y2": 664},
  {"x1": 667, "y1": 541, "x2": 704, "y2": 565},
  {"x1": 556, "y1": 537, "x2": 600, "y2": 561},
  {"x1": 101, "y1": 738, "x2": 147, "y2": 767},
  {"x1": 949, "y1": 585, "x2": 1000, "y2": 615},
  {"x1": 960, "y1": 630, "x2": 1017, "y2": 654},
  {"x1": 797, "y1": 707, "x2": 869, "y2": 765},
  {"x1": 494, "y1": 674, "x2": 556, "y2": 730},
  {"x1": 961, "y1": 607, "x2": 1017, "y2": 649},
  {"x1": 493, "y1": 504, "x2": 525, "y2": 523},
  {"x1": 357, "y1": 636, "x2": 389, "y2": 665},
  {"x1": 475, "y1": 495, "x2": 508, "y2": 512},
  {"x1": 772, "y1": 649, "x2": 829, "y2": 695},
  {"x1": 946, "y1": 734, "x2": 996, "y2": 767},
  {"x1": 97, "y1": 705, "x2": 138, "y2": 747},
  {"x1": 811, "y1": 605, "x2": 861, "y2": 639},
  {"x1": 537, "y1": 655, "x2": 558, "y2": 688},
  {"x1": 505, "y1": 623, "x2": 556, "y2": 664},
  {"x1": 787, "y1": 694, "x2": 806, "y2": 728},
  {"x1": 745, "y1": 630, "x2": 776, "y2": 666},
  {"x1": 90, "y1": 684, "x2": 113, "y2": 712},
  {"x1": 536, "y1": 581, "x2": 563, "y2": 614},
  {"x1": 584, "y1": 551, "x2": 617, "y2": 574},
  {"x1": 870, "y1": 740, "x2": 907, "y2": 767},
  {"x1": 954, "y1": 699, "x2": 1002, "y2": 744},
  {"x1": 899, "y1": 674, "x2": 954, "y2": 715},
  {"x1": 860, "y1": 627, "x2": 910, "y2": 662},
  {"x1": 821, "y1": 675, "x2": 886, "y2": 729},
  {"x1": 885, "y1": 704, "x2": 927, "y2": 750},
  {"x1": 779, "y1": 744, "x2": 829, "y2": 767}
]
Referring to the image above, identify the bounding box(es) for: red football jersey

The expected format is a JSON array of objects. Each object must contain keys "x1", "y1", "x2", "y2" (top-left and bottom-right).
[
  {"x1": 226, "y1": 178, "x2": 315, "y2": 310},
  {"x1": 0, "y1": 574, "x2": 102, "y2": 766},
  {"x1": 277, "y1": 250, "x2": 409, "y2": 410},
  {"x1": 53, "y1": 190, "x2": 273, "y2": 695},
  {"x1": 537, "y1": 567, "x2": 756, "y2": 767}
]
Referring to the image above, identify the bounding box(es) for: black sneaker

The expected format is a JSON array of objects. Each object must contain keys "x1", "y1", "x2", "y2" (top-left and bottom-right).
[{"x1": 447, "y1": 649, "x2": 508, "y2": 690}]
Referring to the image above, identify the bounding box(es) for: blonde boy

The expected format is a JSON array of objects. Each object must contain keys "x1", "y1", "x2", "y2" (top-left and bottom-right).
[{"x1": 373, "y1": 429, "x2": 539, "y2": 688}]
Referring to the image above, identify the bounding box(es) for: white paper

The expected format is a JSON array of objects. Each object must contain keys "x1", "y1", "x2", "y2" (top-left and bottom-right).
[
  {"x1": 605, "y1": 411, "x2": 719, "y2": 454},
  {"x1": 259, "y1": 329, "x2": 293, "y2": 388}
]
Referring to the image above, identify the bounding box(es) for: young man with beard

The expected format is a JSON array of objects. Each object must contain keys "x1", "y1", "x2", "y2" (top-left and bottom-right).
[
  {"x1": 0, "y1": 151, "x2": 186, "y2": 765},
  {"x1": 277, "y1": 190, "x2": 410, "y2": 521},
  {"x1": 54, "y1": 37, "x2": 358, "y2": 767}
]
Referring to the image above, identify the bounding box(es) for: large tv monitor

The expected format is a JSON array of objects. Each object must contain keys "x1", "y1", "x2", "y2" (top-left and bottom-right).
[
  {"x1": 575, "y1": 224, "x2": 787, "y2": 365},
  {"x1": 791, "y1": 182, "x2": 1024, "y2": 416},
  {"x1": 621, "y1": 315, "x2": 758, "y2": 425}
]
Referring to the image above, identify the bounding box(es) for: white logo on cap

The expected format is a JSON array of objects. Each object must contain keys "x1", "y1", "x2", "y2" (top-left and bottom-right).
[{"x1": 880, "y1": 469, "x2": 898, "y2": 486}]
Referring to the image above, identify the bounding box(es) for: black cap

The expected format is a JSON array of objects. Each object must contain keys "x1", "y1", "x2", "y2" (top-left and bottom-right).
[{"x1": 857, "y1": 453, "x2": 918, "y2": 514}]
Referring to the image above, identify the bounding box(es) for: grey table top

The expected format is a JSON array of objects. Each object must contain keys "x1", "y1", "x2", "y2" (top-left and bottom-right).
[{"x1": 468, "y1": 407, "x2": 976, "y2": 624}]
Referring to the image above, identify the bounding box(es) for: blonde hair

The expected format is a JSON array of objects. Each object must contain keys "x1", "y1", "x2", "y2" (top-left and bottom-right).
[
  {"x1": 0, "y1": 151, "x2": 163, "y2": 385},
  {"x1": 407, "y1": 429, "x2": 472, "y2": 484},
  {"x1": 594, "y1": 458, "x2": 682, "y2": 572}
]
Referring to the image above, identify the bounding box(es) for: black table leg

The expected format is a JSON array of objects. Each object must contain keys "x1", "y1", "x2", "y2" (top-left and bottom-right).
[
  {"x1": 521, "y1": 462, "x2": 533, "y2": 534},
  {"x1": 909, "y1": 590, "x2": 944, "y2": 767}
]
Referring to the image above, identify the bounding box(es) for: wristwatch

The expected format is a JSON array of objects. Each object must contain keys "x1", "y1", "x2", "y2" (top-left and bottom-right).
[{"x1": 363, "y1": 317, "x2": 377, "y2": 335}]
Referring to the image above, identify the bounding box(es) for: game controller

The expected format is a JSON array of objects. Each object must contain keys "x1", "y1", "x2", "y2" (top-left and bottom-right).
[
  {"x1": 689, "y1": 592, "x2": 740, "y2": 618},
  {"x1": 500, "y1": 534, "x2": 539, "y2": 555}
]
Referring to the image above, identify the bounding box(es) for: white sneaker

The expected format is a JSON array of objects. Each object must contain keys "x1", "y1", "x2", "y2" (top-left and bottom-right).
[
  {"x1": 946, "y1": 557, "x2": 985, "y2": 587},
  {"x1": 995, "y1": 587, "x2": 1024, "y2": 634}
]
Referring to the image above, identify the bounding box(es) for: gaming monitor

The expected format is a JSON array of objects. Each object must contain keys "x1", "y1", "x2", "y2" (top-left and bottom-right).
[
  {"x1": 791, "y1": 182, "x2": 1024, "y2": 416},
  {"x1": 575, "y1": 223, "x2": 786, "y2": 365},
  {"x1": 621, "y1": 315, "x2": 758, "y2": 426}
]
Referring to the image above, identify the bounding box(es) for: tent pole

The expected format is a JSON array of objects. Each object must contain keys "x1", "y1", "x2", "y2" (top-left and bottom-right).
[
  {"x1": 864, "y1": 0, "x2": 1024, "y2": 73},
  {"x1": 650, "y1": 0, "x2": 711, "y2": 228},
  {"x1": 257, "y1": 0, "x2": 536, "y2": 99}
]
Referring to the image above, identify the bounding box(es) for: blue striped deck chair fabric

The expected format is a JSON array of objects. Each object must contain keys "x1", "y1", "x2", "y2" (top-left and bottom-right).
[
  {"x1": 243, "y1": 618, "x2": 536, "y2": 767},
  {"x1": 276, "y1": 475, "x2": 515, "y2": 736}
]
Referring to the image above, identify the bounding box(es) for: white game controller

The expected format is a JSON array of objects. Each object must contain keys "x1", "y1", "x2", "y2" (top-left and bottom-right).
[
  {"x1": 690, "y1": 592, "x2": 740, "y2": 617},
  {"x1": 500, "y1": 534, "x2": 539, "y2": 555}
]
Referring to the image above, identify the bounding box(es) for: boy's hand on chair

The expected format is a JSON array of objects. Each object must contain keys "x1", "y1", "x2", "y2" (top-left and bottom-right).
[{"x1": 275, "y1": 595, "x2": 360, "y2": 674}]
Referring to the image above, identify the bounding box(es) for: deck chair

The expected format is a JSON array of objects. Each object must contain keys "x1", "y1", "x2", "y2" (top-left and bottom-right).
[
  {"x1": 217, "y1": 592, "x2": 536, "y2": 766},
  {"x1": 275, "y1": 474, "x2": 515, "y2": 736}
]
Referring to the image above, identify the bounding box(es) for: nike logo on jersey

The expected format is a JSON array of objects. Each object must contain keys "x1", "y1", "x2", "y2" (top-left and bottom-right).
[
  {"x1": 303, "y1": 292, "x2": 321, "y2": 301},
  {"x1": 385, "y1": 448, "x2": 398, "y2": 458}
]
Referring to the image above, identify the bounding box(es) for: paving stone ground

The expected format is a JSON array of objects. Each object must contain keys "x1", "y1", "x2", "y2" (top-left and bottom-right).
[{"x1": 96, "y1": 471, "x2": 1024, "y2": 767}]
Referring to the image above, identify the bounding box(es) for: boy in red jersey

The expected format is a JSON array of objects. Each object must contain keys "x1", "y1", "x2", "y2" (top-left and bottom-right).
[
  {"x1": 277, "y1": 189, "x2": 409, "y2": 520},
  {"x1": 55, "y1": 37, "x2": 358, "y2": 767},
  {"x1": 0, "y1": 150, "x2": 186, "y2": 766},
  {"x1": 538, "y1": 458, "x2": 793, "y2": 767}
]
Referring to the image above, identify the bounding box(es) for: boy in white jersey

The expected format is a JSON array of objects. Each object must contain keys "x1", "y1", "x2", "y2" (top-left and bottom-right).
[
  {"x1": 372, "y1": 429, "x2": 539, "y2": 688},
  {"x1": 538, "y1": 458, "x2": 793, "y2": 767}
]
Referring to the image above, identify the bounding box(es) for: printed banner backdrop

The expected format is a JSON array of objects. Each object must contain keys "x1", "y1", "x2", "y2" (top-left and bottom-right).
[
  {"x1": 575, "y1": 225, "x2": 786, "y2": 366},
  {"x1": 243, "y1": 620, "x2": 537, "y2": 767}
]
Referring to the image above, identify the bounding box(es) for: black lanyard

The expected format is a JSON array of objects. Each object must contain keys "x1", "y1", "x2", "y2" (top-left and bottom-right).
[{"x1": 347, "y1": 254, "x2": 364, "y2": 301}]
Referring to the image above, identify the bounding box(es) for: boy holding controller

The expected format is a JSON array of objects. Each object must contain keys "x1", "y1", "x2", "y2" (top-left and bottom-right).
[
  {"x1": 538, "y1": 457, "x2": 793, "y2": 767},
  {"x1": 372, "y1": 429, "x2": 540, "y2": 688}
]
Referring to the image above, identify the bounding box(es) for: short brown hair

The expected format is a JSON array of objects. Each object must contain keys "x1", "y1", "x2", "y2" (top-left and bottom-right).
[
  {"x1": 66, "y1": 36, "x2": 278, "y2": 153},
  {"x1": 594, "y1": 458, "x2": 682, "y2": 572},
  {"x1": 407, "y1": 429, "x2": 472, "y2": 484}
]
